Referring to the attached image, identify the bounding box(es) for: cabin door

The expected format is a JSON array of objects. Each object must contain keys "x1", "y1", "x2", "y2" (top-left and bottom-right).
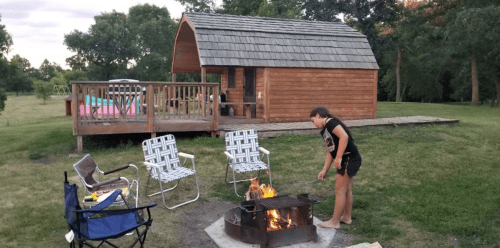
[{"x1": 243, "y1": 67, "x2": 256, "y2": 117}]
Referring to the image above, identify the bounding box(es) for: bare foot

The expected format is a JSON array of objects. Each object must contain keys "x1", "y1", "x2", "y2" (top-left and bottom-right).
[
  {"x1": 340, "y1": 216, "x2": 352, "y2": 225},
  {"x1": 317, "y1": 219, "x2": 341, "y2": 229}
]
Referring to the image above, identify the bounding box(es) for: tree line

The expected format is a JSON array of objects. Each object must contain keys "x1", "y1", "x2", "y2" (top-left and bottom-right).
[{"x1": 1, "y1": 1, "x2": 499, "y2": 113}]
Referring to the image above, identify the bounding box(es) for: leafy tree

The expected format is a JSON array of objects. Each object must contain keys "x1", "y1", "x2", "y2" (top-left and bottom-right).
[
  {"x1": 0, "y1": 15, "x2": 12, "y2": 112},
  {"x1": 378, "y1": 0, "x2": 449, "y2": 103},
  {"x1": 302, "y1": 0, "x2": 400, "y2": 61},
  {"x1": 49, "y1": 71, "x2": 66, "y2": 86},
  {"x1": 33, "y1": 80, "x2": 54, "y2": 104},
  {"x1": 255, "y1": 0, "x2": 303, "y2": 19},
  {"x1": 39, "y1": 59, "x2": 63, "y2": 81},
  {"x1": 0, "y1": 87, "x2": 6, "y2": 115},
  {"x1": 218, "y1": 0, "x2": 264, "y2": 15},
  {"x1": 4, "y1": 57, "x2": 33, "y2": 96},
  {"x1": 65, "y1": 11, "x2": 136, "y2": 80},
  {"x1": 176, "y1": 0, "x2": 218, "y2": 13},
  {"x1": 65, "y1": 5, "x2": 178, "y2": 81},
  {"x1": 0, "y1": 14, "x2": 12, "y2": 58},
  {"x1": 445, "y1": 6, "x2": 500, "y2": 106},
  {"x1": 63, "y1": 70, "x2": 87, "y2": 88},
  {"x1": 128, "y1": 4, "x2": 177, "y2": 81}
]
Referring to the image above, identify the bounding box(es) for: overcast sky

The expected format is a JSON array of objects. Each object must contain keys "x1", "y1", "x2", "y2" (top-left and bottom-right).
[{"x1": 1, "y1": 0, "x2": 222, "y2": 69}]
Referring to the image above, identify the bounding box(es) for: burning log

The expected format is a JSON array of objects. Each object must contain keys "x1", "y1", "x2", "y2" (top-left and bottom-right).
[{"x1": 246, "y1": 178, "x2": 264, "y2": 200}]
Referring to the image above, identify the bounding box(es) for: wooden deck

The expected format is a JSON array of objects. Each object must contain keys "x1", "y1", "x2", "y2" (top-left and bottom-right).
[{"x1": 72, "y1": 81, "x2": 229, "y2": 151}]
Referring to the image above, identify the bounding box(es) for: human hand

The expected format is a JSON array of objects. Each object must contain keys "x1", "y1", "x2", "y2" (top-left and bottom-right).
[
  {"x1": 318, "y1": 170, "x2": 327, "y2": 181},
  {"x1": 334, "y1": 157, "x2": 342, "y2": 170}
]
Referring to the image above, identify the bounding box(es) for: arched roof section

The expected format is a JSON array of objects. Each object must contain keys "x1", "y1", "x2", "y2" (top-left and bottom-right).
[{"x1": 171, "y1": 15, "x2": 201, "y2": 73}]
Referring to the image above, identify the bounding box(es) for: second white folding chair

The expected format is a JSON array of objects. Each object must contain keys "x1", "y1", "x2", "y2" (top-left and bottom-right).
[
  {"x1": 224, "y1": 129, "x2": 273, "y2": 197},
  {"x1": 142, "y1": 135, "x2": 199, "y2": 209}
]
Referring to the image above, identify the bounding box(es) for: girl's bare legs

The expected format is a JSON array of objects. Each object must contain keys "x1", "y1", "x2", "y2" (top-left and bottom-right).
[
  {"x1": 318, "y1": 172, "x2": 352, "y2": 228},
  {"x1": 340, "y1": 177, "x2": 353, "y2": 224}
]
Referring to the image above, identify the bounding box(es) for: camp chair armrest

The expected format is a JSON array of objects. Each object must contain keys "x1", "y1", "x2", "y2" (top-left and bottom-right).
[
  {"x1": 178, "y1": 152, "x2": 194, "y2": 159},
  {"x1": 76, "y1": 202, "x2": 157, "y2": 214},
  {"x1": 143, "y1": 161, "x2": 161, "y2": 168},
  {"x1": 91, "y1": 177, "x2": 122, "y2": 188},
  {"x1": 224, "y1": 151, "x2": 234, "y2": 159},
  {"x1": 103, "y1": 164, "x2": 130, "y2": 175},
  {"x1": 258, "y1": 147, "x2": 270, "y2": 155}
]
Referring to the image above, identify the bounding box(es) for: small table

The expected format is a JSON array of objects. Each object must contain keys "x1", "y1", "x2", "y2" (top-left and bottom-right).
[{"x1": 108, "y1": 85, "x2": 144, "y2": 118}]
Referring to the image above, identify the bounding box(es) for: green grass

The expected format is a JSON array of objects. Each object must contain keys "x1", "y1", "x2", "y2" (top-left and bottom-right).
[{"x1": 0, "y1": 96, "x2": 499, "y2": 247}]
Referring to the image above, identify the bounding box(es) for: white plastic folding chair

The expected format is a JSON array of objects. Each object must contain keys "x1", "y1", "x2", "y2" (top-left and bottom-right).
[
  {"x1": 142, "y1": 135, "x2": 200, "y2": 209},
  {"x1": 224, "y1": 129, "x2": 273, "y2": 197}
]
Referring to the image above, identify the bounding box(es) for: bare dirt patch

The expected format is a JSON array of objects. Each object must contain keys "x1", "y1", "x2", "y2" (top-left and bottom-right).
[{"x1": 177, "y1": 199, "x2": 237, "y2": 248}]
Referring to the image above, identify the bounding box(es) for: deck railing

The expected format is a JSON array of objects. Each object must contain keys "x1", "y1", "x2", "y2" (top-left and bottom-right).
[{"x1": 71, "y1": 81, "x2": 220, "y2": 135}]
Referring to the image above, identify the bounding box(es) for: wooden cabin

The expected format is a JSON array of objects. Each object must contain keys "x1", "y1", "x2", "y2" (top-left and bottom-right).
[
  {"x1": 71, "y1": 13, "x2": 379, "y2": 153},
  {"x1": 172, "y1": 12, "x2": 379, "y2": 122}
]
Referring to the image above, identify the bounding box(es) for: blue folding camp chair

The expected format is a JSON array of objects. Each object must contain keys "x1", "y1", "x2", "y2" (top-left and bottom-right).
[{"x1": 64, "y1": 172, "x2": 156, "y2": 248}]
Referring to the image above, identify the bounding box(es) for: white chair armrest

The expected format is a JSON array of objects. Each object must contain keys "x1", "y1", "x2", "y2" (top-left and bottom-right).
[
  {"x1": 224, "y1": 151, "x2": 234, "y2": 159},
  {"x1": 258, "y1": 147, "x2": 270, "y2": 155},
  {"x1": 178, "y1": 152, "x2": 194, "y2": 159},
  {"x1": 143, "y1": 161, "x2": 161, "y2": 168}
]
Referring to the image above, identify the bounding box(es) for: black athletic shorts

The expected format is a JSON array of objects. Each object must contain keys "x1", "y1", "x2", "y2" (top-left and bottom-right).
[{"x1": 336, "y1": 153, "x2": 362, "y2": 177}]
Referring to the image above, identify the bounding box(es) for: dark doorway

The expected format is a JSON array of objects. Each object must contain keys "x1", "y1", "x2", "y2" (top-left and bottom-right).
[{"x1": 243, "y1": 67, "x2": 256, "y2": 117}]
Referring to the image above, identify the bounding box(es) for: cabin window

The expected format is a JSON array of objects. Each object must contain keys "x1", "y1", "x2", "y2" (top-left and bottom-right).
[{"x1": 228, "y1": 67, "x2": 236, "y2": 88}]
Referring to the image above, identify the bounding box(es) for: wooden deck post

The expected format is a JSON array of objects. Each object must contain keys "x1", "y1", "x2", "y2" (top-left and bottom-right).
[
  {"x1": 373, "y1": 70, "x2": 378, "y2": 119},
  {"x1": 172, "y1": 73, "x2": 176, "y2": 83},
  {"x1": 77, "y1": 136, "x2": 82, "y2": 154},
  {"x1": 213, "y1": 83, "x2": 219, "y2": 131},
  {"x1": 201, "y1": 67, "x2": 206, "y2": 117},
  {"x1": 72, "y1": 82, "x2": 79, "y2": 135},
  {"x1": 72, "y1": 82, "x2": 83, "y2": 154},
  {"x1": 147, "y1": 84, "x2": 155, "y2": 135}
]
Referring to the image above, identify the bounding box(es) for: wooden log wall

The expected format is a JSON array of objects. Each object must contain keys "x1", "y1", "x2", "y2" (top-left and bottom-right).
[{"x1": 267, "y1": 68, "x2": 378, "y2": 122}]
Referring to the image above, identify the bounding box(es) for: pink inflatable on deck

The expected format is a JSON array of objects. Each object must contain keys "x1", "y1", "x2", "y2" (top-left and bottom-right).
[{"x1": 79, "y1": 104, "x2": 137, "y2": 117}]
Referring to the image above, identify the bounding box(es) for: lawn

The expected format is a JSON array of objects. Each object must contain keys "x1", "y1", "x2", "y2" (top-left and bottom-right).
[{"x1": 0, "y1": 96, "x2": 499, "y2": 247}]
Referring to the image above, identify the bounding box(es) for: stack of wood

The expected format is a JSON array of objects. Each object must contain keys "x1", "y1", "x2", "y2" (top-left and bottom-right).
[{"x1": 245, "y1": 184, "x2": 263, "y2": 200}]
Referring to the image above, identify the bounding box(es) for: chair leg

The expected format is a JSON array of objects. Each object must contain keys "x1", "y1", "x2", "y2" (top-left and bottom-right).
[
  {"x1": 232, "y1": 169, "x2": 244, "y2": 197},
  {"x1": 159, "y1": 159, "x2": 200, "y2": 209},
  {"x1": 148, "y1": 180, "x2": 180, "y2": 197},
  {"x1": 267, "y1": 155, "x2": 273, "y2": 188}
]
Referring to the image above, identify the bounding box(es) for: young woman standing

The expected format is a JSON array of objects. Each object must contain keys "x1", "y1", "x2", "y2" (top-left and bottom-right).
[{"x1": 310, "y1": 107, "x2": 362, "y2": 229}]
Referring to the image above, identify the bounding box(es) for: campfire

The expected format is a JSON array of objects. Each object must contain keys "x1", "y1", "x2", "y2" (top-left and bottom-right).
[
  {"x1": 246, "y1": 178, "x2": 293, "y2": 231},
  {"x1": 224, "y1": 177, "x2": 317, "y2": 247}
]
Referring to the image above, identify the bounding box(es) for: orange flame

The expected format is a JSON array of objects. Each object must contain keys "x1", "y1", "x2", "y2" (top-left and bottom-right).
[{"x1": 251, "y1": 178, "x2": 292, "y2": 230}]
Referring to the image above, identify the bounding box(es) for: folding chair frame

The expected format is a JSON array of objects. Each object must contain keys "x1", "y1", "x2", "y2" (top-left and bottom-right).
[
  {"x1": 73, "y1": 154, "x2": 140, "y2": 208},
  {"x1": 144, "y1": 155, "x2": 200, "y2": 209},
  {"x1": 142, "y1": 135, "x2": 200, "y2": 209}
]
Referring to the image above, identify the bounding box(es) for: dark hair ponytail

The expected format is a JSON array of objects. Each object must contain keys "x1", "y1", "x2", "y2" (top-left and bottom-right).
[{"x1": 310, "y1": 106, "x2": 353, "y2": 140}]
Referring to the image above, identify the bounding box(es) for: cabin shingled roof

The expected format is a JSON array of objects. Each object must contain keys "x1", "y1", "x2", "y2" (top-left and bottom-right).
[{"x1": 184, "y1": 12, "x2": 379, "y2": 70}]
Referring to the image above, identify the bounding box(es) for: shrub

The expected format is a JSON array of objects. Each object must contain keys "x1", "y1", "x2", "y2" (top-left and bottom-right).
[{"x1": 32, "y1": 80, "x2": 54, "y2": 104}]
